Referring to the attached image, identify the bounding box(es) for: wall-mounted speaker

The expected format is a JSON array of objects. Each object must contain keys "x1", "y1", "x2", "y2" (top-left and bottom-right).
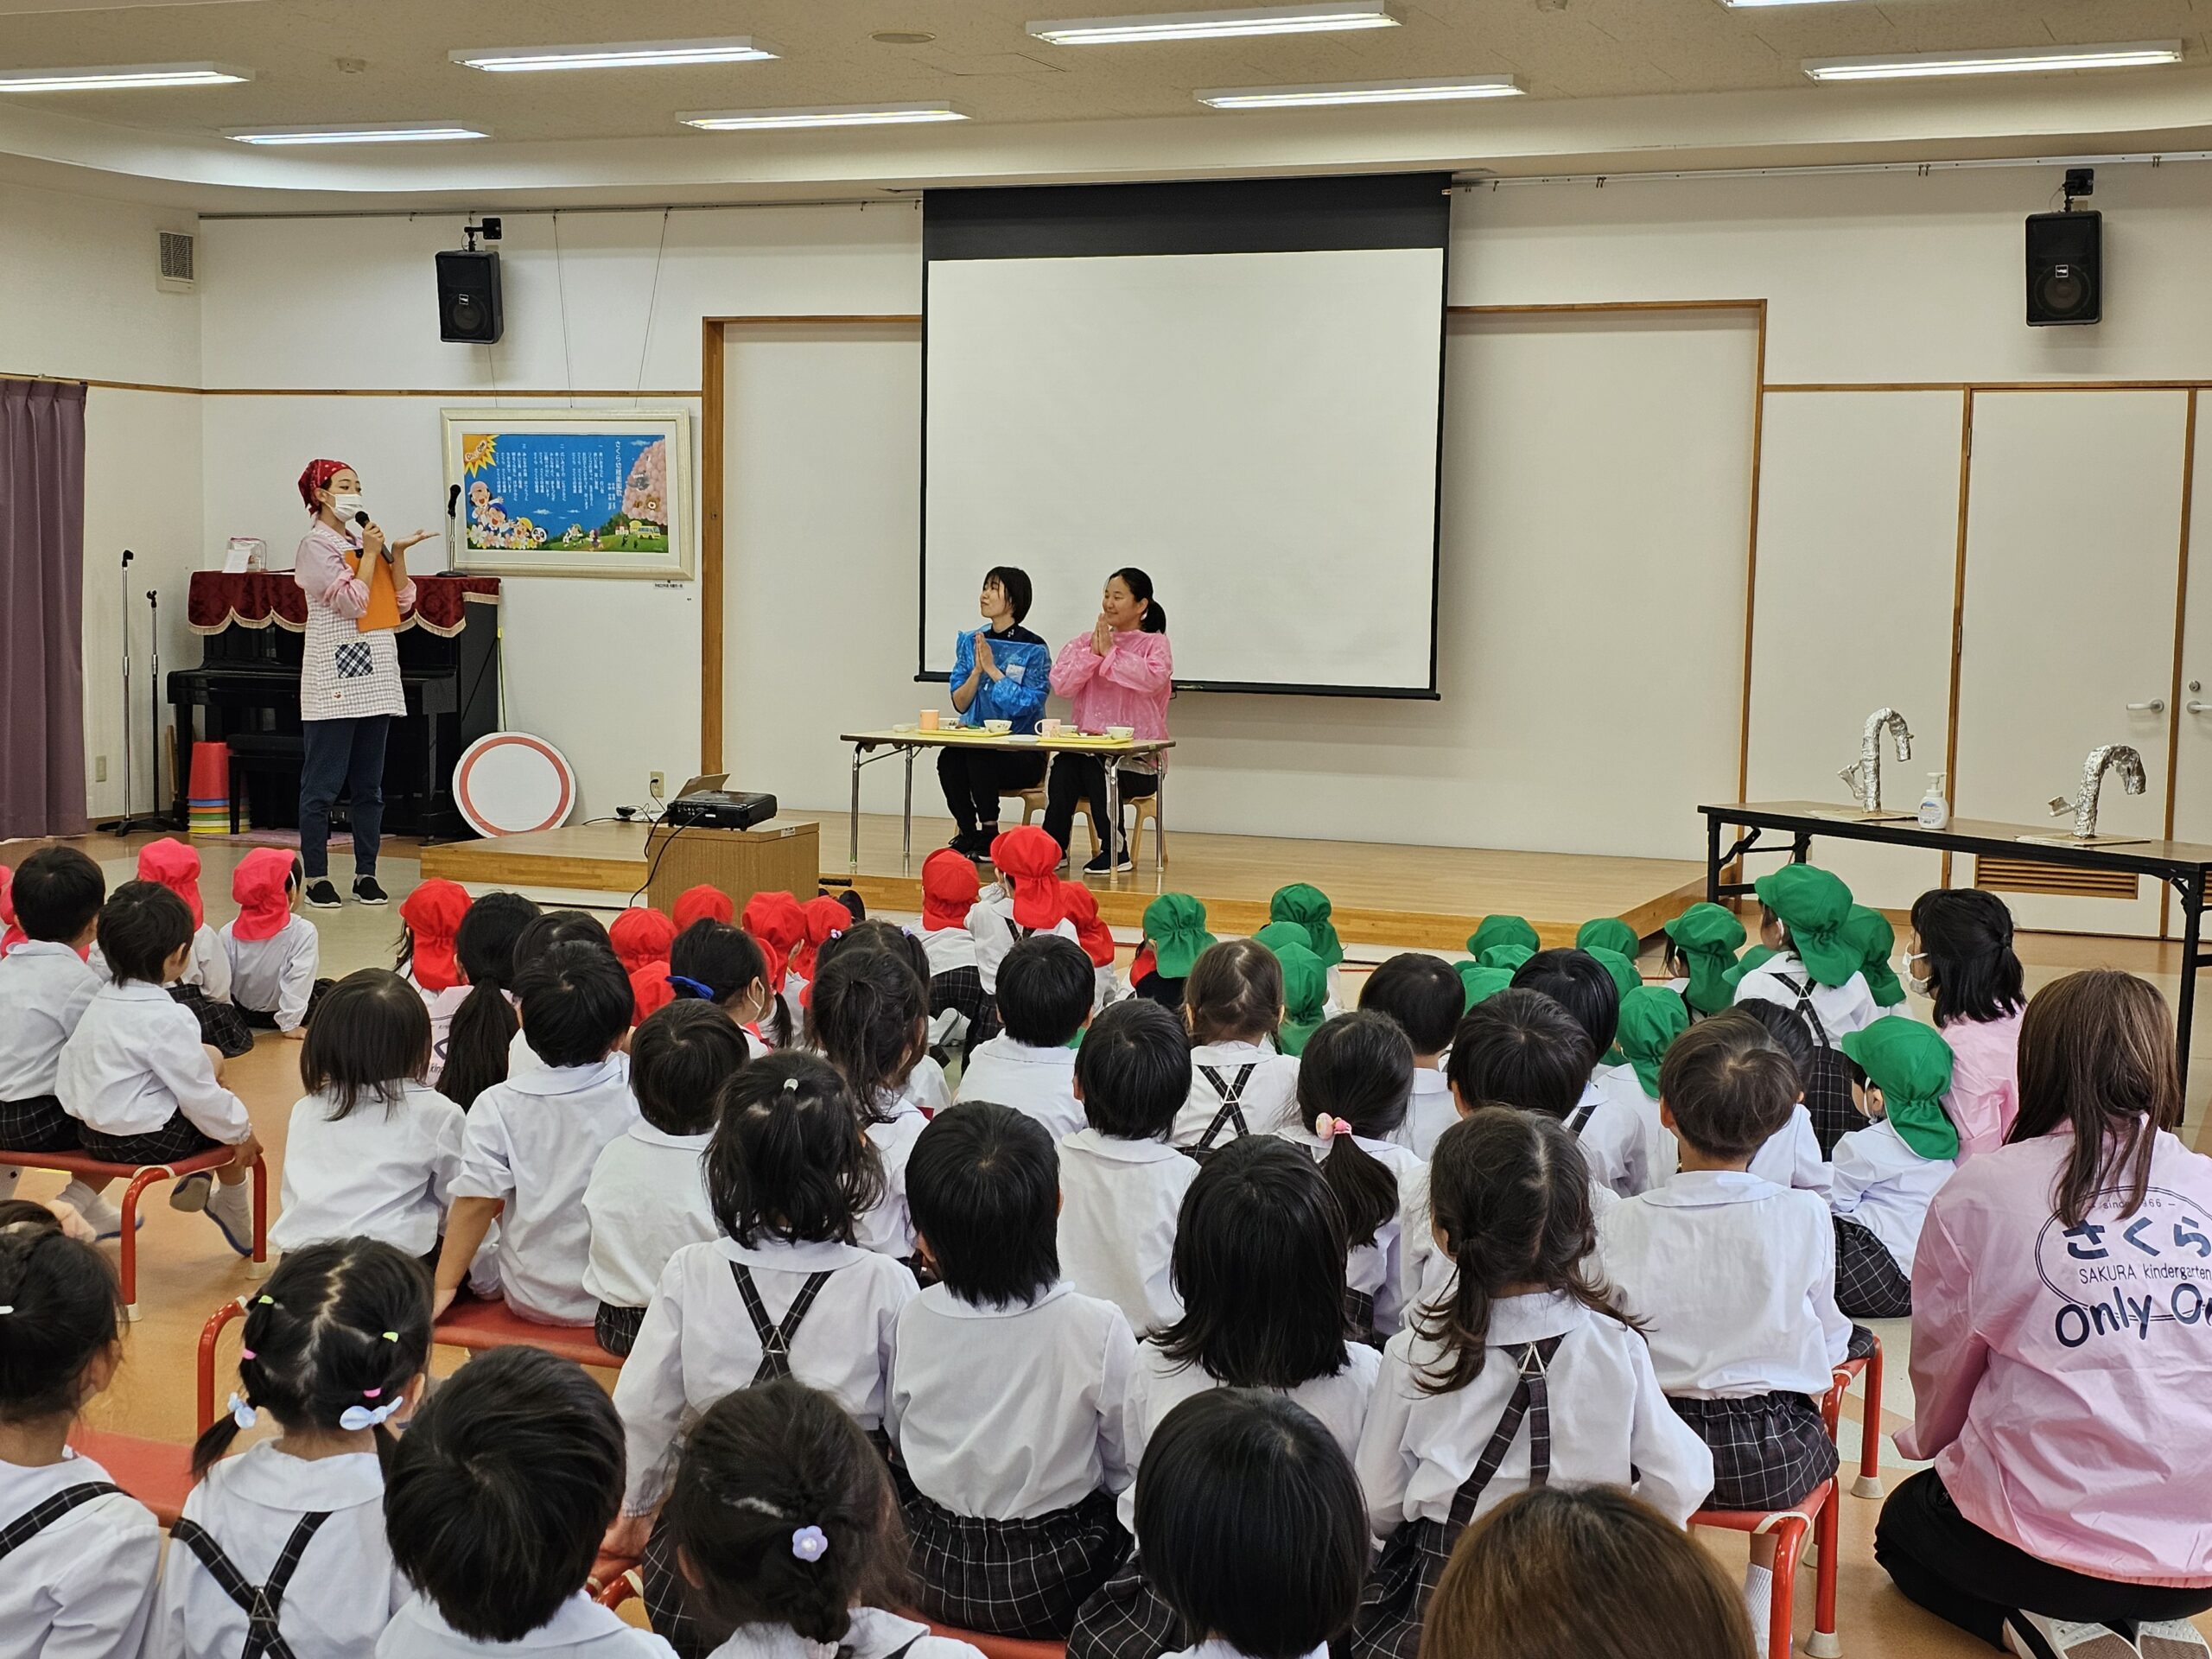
[
  {"x1": 2026, "y1": 210, "x2": 2101, "y2": 327},
  {"x1": 435, "y1": 248, "x2": 504, "y2": 343}
]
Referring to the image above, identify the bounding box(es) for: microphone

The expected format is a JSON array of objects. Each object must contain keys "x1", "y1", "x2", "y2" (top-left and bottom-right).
[{"x1": 354, "y1": 509, "x2": 396, "y2": 563}]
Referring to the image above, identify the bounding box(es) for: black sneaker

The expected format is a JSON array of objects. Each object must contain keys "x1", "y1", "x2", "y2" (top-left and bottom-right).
[
  {"x1": 353, "y1": 875, "x2": 390, "y2": 906},
  {"x1": 949, "y1": 829, "x2": 991, "y2": 859},
  {"x1": 303, "y1": 879, "x2": 343, "y2": 910},
  {"x1": 1084, "y1": 845, "x2": 1135, "y2": 875}
]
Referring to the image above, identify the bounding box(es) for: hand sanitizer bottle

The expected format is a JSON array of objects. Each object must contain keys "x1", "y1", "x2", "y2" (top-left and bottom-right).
[{"x1": 1918, "y1": 772, "x2": 1949, "y2": 830}]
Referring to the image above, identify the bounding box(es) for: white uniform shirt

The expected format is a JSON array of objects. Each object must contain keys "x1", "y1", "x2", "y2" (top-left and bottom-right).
[
  {"x1": 1356, "y1": 1291, "x2": 1713, "y2": 1535},
  {"x1": 705, "y1": 1609, "x2": 982, "y2": 1659},
  {"x1": 56, "y1": 980, "x2": 251, "y2": 1142},
  {"x1": 968, "y1": 897, "x2": 1079, "y2": 995},
  {"x1": 956, "y1": 1037, "x2": 1083, "y2": 1142},
  {"x1": 86, "y1": 922, "x2": 229, "y2": 1000},
  {"x1": 1118, "y1": 1338, "x2": 1380, "y2": 1531},
  {"x1": 508, "y1": 1025, "x2": 547, "y2": 1078},
  {"x1": 919, "y1": 925, "x2": 977, "y2": 978},
  {"x1": 1594, "y1": 1062, "x2": 1675, "y2": 1187},
  {"x1": 1057, "y1": 1129, "x2": 1197, "y2": 1337},
  {"x1": 582, "y1": 1122, "x2": 718, "y2": 1309},
  {"x1": 1732, "y1": 953, "x2": 1881, "y2": 1041},
  {"x1": 855, "y1": 1097, "x2": 928, "y2": 1259},
  {"x1": 147, "y1": 1442, "x2": 405, "y2": 1659},
  {"x1": 408, "y1": 975, "x2": 470, "y2": 1087},
  {"x1": 615, "y1": 1235, "x2": 918, "y2": 1514},
  {"x1": 220, "y1": 914, "x2": 321, "y2": 1032},
  {"x1": 0, "y1": 1447, "x2": 159, "y2": 1659},
  {"x1": 272, "y1": 1081, "x2": 466, "y2": 1257},
  {"x1": 453, "y1": 1055, "x2": 639, "y2": 1325},
  {"x1": 908, "y1": 1056, "x2": 954, "y2": 1118},
  {"x1": 1568, "y1": 1080, "x2": 1650, "y2": 1198},
  {"x1": 1172, "y1": 1040, "x2": 1300, "y2": 1150},
  {"x1": 1599, "y1": 1169, "x2": 1853, "y2": 1399},
  {"x1": 379, "y1": 1593, "x2": 677, "y2": 1658},
  {"x1": 1274, "y1": 1122, "x2": 1425, "y2": 1337},
  {"x1": 1402, "y1": 1065, "x2": 1455, "y2": 1161},
  {"x1": 1748, "y1": 1103, "x2": 1833, "y2": 1197},
  {"x1": 0, "y1": 942, "x2": 99, "y2": 1102},
  {"x1": 1830, "y1": 1116, "x2": 1955, "y2": 1275},
  {"x1": 887, "y1": 1281, "x2": 1136, "y2": 1519}
]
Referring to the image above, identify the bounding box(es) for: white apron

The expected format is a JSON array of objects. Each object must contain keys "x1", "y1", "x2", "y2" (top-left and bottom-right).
[{"x1": 296, "y1": 528, "x2": 407, "y2": 722}]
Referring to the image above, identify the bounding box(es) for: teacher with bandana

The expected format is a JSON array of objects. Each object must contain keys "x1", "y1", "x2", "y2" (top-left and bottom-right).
[{"x1": 292, "y1": 458, "x2": 435, "y2": 910}]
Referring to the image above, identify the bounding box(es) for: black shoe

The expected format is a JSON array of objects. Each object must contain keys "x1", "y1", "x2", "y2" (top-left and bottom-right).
[
  {"x1": 949, "y1": 829, "x2": 990, "y2": 859},
  {"x1": 353, "y1": 876, "x2": 390, "y2": 906},
  {"x1": 1084, "y1": 845, "x2": 1135, "y2": 875},
  {"x1": 303, "y1": 879, "x2": 343, "y2": 910}
]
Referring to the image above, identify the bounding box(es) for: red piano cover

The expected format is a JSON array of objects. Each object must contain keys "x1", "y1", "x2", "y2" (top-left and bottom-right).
[{"x1": 188, "y1": 571, "x2": 500, "y2": 640}]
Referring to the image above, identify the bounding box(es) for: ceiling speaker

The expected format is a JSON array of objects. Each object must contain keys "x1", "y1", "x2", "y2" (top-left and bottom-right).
[
  {"x1": 2026, "y1": 210, "x2": 2101, "y2": 327},
  {"x1": 435, "y1": 248, "x2": 503, "y2": 343}
]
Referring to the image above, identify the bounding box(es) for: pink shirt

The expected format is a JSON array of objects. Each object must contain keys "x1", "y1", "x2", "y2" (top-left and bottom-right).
[
  {"x1": 293, "y1": 519, "x2": 417, "y2": 620},
  {"x1": 1049, "y1": 631, "x2": 1172, "y2": 741},
  {"x1": 1900, "y1": 1124, "x2": 2212, "y2": 1586},
  {"x1": 1940, "y1": 1008, "x2": 2021, "y2": 1160}
]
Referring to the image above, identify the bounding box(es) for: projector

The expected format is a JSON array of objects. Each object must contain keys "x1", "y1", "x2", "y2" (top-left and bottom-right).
[{"x1": 664, "y1": 789, "x2": 778, "y2": 830}]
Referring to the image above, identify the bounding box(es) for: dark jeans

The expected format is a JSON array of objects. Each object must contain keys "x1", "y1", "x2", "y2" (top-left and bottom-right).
[
  {"x1": 1876, "y1": 1468, "x2": 2212, "y2": 1649},
  {"x1": 299, "y1": 714, "x2": 389, "y2": 880},
  {"x1": 1042, "y1": 754, "x2": 1156, "y2": 855},
  {"x1": 938, "y1": 746, "x2": 1047, "y2": 836}
]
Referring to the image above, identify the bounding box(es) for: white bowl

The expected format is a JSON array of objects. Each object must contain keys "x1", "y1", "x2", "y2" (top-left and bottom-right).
[
  {"x1": 1107, "y1": 725, "x2": 1135, "y2": 741},
  {"x1": 983, "y1": 719, "x2": 1014, "y2": 734}
]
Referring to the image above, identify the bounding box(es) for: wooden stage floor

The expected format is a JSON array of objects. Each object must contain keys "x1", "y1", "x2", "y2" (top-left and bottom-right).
[{"x1": 420, "y1": 812, "x2": 1705, "y2": 951}]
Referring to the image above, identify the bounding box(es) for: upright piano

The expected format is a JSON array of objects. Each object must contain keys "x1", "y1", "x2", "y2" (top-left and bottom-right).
[{"x1": 169, "y1": 571, "x2": 501, "y2": 839}]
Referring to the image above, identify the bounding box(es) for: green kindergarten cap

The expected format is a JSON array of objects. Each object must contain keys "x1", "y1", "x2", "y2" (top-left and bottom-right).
[
  {"x1": 1616, "y1": 984, "x2": 1691, "y2": 1099},
  {"x1": 1663, "y1": 904, "x2": 1748, "y2": 1015},
  {"x1": 1846, "y1": 905, "x2": 1906, "y2": 1008},
  {"x1": 1753, "y1": 865, "x2": 1859, "y2": 988},
  {"x1": 1269, "y1": 883, "x2": 1344, "y2": 969},
  {"x1": 1276, "y1": 942, "x2": 1330, "y2": 1058},
  {"x1": 1467, "y1": 914, "x2": 1540, "y2": 963},
  {"x1": 1142, "y1": 893, "x2": 1216, "y2": 979},
  {"x1": 1577, "y1": 917, "x2": 1641, "y2": 961},
  {"x1": 1840, "y1": 1017, "x2": 1959, "y2": 1162},
  {"x1": 1458, "y1": 962, "x2": 1516, "y2": 1011},
  {"x1": 1253, "y1": 920, "x2": 1313, "y2": 957}
]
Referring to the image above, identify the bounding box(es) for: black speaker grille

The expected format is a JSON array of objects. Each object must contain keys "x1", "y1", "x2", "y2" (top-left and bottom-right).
[{"x1": 2026, "y1": 210, "x2": 2101, "y2": 327}]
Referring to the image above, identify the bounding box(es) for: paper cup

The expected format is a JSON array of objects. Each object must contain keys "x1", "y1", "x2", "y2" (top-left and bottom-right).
[{"x1": 918, "y1": 709, "x2": 940, "y2": 731}]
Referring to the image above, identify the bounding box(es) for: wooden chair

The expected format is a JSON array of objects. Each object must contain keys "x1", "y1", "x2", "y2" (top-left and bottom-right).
[
  {"x1": 431, "y1": 1295, "x2": 626, "y2": 1370},
  {"x1": 0, "y1": 1147, "x2": 269, "y2": 1320},
  {"x1": 1008, "y1": 786, "x2": 1097, "y2": 855}
]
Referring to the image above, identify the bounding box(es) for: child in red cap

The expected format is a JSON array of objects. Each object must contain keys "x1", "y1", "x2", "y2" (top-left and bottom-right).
[
  {"x1": 918, "y1": 849, "x2": 991, "y2": 1050},
  {"x1": 86, "y1": 839, "x2": 253, "y2": 1057},
  {"x1": 738, "y1": 890, "x2": 805, "y2": 1048},
  {"x1": 671, "y1": 884, "x2": 734, "y2": 933},
  {"x1": 1059, "y1": 880, "x2": 1122, "y2": 1012},
  {"x1": 398, "y1": 878, "x2": 474, "y2": 1084},
  {"x1": 969, "y1": 827, "x2": 1077, "y2": 1000},
  {"x1": 220, "y1": 848, "x2": 327, "y2": 1037},
  {"x1": 610, "y1": 906, "x2": 678, "y2": 1027}
]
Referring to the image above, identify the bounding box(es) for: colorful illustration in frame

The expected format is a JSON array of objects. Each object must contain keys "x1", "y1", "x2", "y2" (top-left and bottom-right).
[{"x1": 442, "y1": 409, "x2": 693, "y2": 579}]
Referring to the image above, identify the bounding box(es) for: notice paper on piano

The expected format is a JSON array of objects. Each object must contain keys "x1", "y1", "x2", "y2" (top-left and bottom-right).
[{"x1": 221, "y1": 538, "x2": 264, "y2": 574}]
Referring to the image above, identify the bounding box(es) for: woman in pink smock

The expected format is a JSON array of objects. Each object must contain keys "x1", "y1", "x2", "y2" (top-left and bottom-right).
[
  {"x1": 1905, "y1": 889, "x2": 2024, "y2": 1159},
  {"x1": 1043, "y1": 566, "x2": 1171, "y2": 875},
  {"x1": 1876, "y1": 969, "x2": 2212, "y2": 1659}
]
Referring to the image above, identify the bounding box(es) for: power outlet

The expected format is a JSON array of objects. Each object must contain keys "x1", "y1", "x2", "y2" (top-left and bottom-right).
[
  {"x1": 649, "y1": 771, "x2": 665, "y2": 799},
  {"x1": 95, "y1": 755, "x2": 108, "y2": 783}
]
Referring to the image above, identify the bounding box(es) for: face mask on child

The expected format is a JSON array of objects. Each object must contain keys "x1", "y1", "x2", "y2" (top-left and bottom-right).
[{"x1": 1893, "y1": 950, "x2": 1932, "y2": 998}]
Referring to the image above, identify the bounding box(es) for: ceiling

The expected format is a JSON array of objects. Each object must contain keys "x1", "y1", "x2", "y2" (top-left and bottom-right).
[{"x1": 3, "y1": 0, "x2": 2212, "y2": 206}]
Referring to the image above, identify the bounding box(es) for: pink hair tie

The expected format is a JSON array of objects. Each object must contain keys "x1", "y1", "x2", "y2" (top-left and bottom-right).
[{"x1": 1317, "y1": 1116, "x2": 1347, "y2": 1144}]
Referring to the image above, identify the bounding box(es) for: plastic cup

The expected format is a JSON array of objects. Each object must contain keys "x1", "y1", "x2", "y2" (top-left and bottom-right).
[{"x1": 918, "y1": 709, "x2": 940, "y2": 731}]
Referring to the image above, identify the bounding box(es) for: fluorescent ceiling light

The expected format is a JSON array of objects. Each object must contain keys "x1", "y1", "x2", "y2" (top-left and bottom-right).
[
  {"x1": 226, "y1": 123, "x2": 487, "y2": 145},
  {"x1": 680, "y1": 102, "x2": 968, "y2": 130},
  {"x1": 0, "y1": 60, "x2": 248, "y2": 92},
  {"x1": 1804, "y1": 41, "x2": 2183, "y2": 81},
  {"x1": 451, "y1": 38, "x2": 780, "y2": 72},
  {"x1": 1198, "y1": 73, "x2": 1521, "y2": 108},
  {"x1": 1029, "y1": 4, "x2": 1398, "y2": 46}
]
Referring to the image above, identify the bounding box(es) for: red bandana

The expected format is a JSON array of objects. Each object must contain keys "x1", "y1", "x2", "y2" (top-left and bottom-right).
[{"x1": 297, "y1": 458, "x2": 351, "y2": 514}]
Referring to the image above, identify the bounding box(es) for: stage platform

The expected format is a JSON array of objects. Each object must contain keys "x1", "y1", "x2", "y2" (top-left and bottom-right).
[{"x1": 419, "y1": 812, "x2": 1705, "y2": 952}]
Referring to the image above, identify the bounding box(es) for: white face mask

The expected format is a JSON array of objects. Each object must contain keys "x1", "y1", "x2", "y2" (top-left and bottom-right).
[
  {"x1": 1893, "y1": 950, "x2": 1933, "y2": 998},
  {"x1": 329, "y1": 491, "x2": 365, "y2": 524}
]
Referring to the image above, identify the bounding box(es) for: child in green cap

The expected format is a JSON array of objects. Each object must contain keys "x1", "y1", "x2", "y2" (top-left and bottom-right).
[
  {"x1": 1844, "y1": 904, "x2": 1907, "y2": 1009},
  {"x1": 1274, "y1": 942, "x2": 1331, "y2": 1058},
  {"x1": 1576, "y1": 916, "x2": 1642, "y2": 961},
  {"x1": 1467, "y1": 914, "x2": 1538, "y2": 974},
  {"x1": 1661, "y1": 902, "x2": 1745, "y2": 1017},
  {"x1": 1733, "y1": 865, "x2": 1882, "y2": 1153},
  {"x1": 1830, "y1": 1017, "x2": 1958, "y2": 1319},
  {"x1": 1133, "y1": 893, "x2": 1214, "y2": 1014},
  {"x1": 1269, "y1": 882, "x2": 1346, "y2": 1007}
]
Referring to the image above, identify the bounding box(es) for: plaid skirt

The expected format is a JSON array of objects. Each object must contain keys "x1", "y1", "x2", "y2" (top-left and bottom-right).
[
  {"x1": 173, "y1": 986, "x2": 253, "y2": 1058},
  {"x1": 595, "y1": 1302, "x2": 646, "y2": 1357},
  {"x1": 931, "y1": 965, "x2": 996, "y2": 1047},
  {"x1": 237, "y1": 978, "x2": 334, "y2": 1033},
  {"x1": 1347, "y1": 1516, "x2": 1454, "y2": 1659},
  {"x1": 1834, "y1": 1214, "x2": 1913, "y2": 1319},
  {"x1": 1068, "y1": 1556, "x2": 1190, "y2": 1659},
  {"x1": 1801, "y1": 1046, "x2": 1858, "y2": 1158},
  {"x1": 78, "y1": 1113, "x2": 219, "y2": 1166},
  {"x1": 0, "y1": 1095, "x2": 80, "y2": 1154},
  {"x1": 901, "y1": 1480, "x2": 1129, "y2": 1639},
  {"x1": 1669, "y1": 1389, "x2": 1838, "y2": 1511}
]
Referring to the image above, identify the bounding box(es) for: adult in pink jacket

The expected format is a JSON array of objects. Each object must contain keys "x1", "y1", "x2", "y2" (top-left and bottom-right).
[
  {"x1": 1043, "y1": 567, "x2": 1171, "y2": 875},
  {"x1": 1877, "y1": 969, "x2": 2212, "y2": 1659}
]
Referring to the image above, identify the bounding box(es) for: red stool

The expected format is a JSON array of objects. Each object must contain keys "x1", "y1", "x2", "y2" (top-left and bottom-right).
[
  {"x1": 433, "y1": 1296, "x2": 625, "y2": 1369},
  {"x1": 1835, "y1": 1336, "x2": 1886, "y2": 1497},
  {"x1": 0, "y1": 1148, "x2": 269, "y2": 1319},
  {"x1": 195, "y1": 1297, "x2": 249, "y2": 1433},
  {"x1": 65, "y1": 1428, "x2": 194, "y2": 1528},
  {"x1": 592, "y1": 1556, "x2": 644, "y2": 1610}
]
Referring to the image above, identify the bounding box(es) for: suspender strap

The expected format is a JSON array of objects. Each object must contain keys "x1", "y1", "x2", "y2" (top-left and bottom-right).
[
  {"x1": 1566, "y1": 1098, "x2": 1598, "y2": 1135},
  {"x1": 1193, "y1": 1063, "x2": 1258, "y2": 1152},
  {"x1": 732, "y1": 1266, "x2": 835, "y2": 1384},
  {"x1": 170, "y1": 1510, "x2": 333, "y2": 1659},
  {"x1": 1444, "y1": 1334, "x2": 1567, "y2": 1532},
  {"x1": 1772, "y1": 975, "x2": 1834, "y2": 1050},
  {"x1": 0, "y1": 1483, "x2": 122, "y2": 1561}
]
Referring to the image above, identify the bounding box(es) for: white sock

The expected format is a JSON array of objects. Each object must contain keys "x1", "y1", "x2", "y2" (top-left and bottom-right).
[
  {"x1": 55, "y1": 1179, "x2": 114, "y2": 1217},
  {"x1": 207, "y1": 1179, "x2": 250, "y2": 1217},
  {"x1": 1743, "y1": 1564, "x2": 1773, "y2": 1651}
]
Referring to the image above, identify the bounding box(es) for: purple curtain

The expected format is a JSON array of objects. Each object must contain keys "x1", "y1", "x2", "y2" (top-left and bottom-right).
[{"x1": 0, "y1": 378, "x2": 88, "y2": 838}]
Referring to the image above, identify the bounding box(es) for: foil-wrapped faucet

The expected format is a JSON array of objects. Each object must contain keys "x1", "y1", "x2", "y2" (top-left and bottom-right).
[
  {"x1": 2047, "y1": 744, "x2": 2146, "y2": 840},
  {"x1": 1838, "y1": 708, "x2": 1914, "y2": 812}
]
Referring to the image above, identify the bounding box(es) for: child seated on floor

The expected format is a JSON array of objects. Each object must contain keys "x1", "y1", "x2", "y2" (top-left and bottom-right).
[
  {"x1": 1131, "y1": 893, "x2": 1212, "y2": 1013},
  {"x1": 58, "y1": 880, "x2": 260, "y2": 1249},
  {"x1": 1357, "y1": 952, "x2": 1462, "y2": 1158},
  {"x1": 610, "y1": 904, "x2": 679, "y2": 1025},
  {"x1": 395, "y1": 879, "x2": 473, "y2": 1085},
  {"x1": 969, "y1": 827, "x2": 1077, "y2": 999},
  {"x1": 1467, "y1": 913, "x2": 1539, "y2": 973},
  {"x1": 86, "y1": 837, "x2": 250, "y2": 1057},
  {"x1": 890, "y1": 1103, "x2": 1136, "y2": 1637},
  {"x1": 1270, "y1": 882, "x2": 1347, "y2": 1011},
  {"x1": 1721, "y1": 1001, "x2": 1839, "y2": 1195},
  {"x1": 380, "y1": 1345, "x2": 676, "y2": 1657},
  {"x1": 435, "y1": 890, "x2": 539, "y2": 1110},
  {"x1": 434, "y1": 938, "x2": 639, "y2": 1325},
  {"x1": 1510, "y1": 949, "x2": 1651, "y2": 1197},
  {"x1": 1175, "y1": 939, "x2": 1300, "y2": 1158},
  {"x1": 1352, "y1": 1109, "x2": 1713, "y2": 1659},
  {"x1": 1274, "y1": 941, "x2": 1331, "y2": 1058},
  {"x1": 1061, "y1": 880, "x2": 1124, "y2": 1012},
  {"x1": 1829, "y1": 1016, "x2": 1957, "y2": 1320},
  {"x1": 501, "y1": 911, "x2": 618, "y2": 1080},
  {"x1": 956, "y1": 932, "x2": 1092, "y2": 1141},
  {"x1": 737, "y1": 890, "x2": 805, "y2": 1049},
  {"x1": 271, "y1": 967, "x2": 465, "y2": 1260},
  {"x1": 582, "y1": 999, "x2": 747, "y2": 1356},
  {"x1": 1732, "y1": 865, "x2": 1885, "y2": 1152},
  {"x1": 1598, "y1": 1014, "x2": 1854, "y2": 1652},
  {"x1": 1614, "y1": 983, "x2": 1691, "y2": 1183},
  {"x1": 1662, "y1": 901, "x2": 1748, "y2": 1019},
  {"x1": 666, "y1": 918, "x2": 778, "y2": 1058},
  {"x1": 1058, "y1": 998, "x2": 1198, "y2": 1337},
  {"x1": 918, "y1": 849, "x2": 988, "y2": 1052},
  {"x1": 810, "y1": 943, "x2": 933, "y2": 1258},
  {"x1": 221, "y1": 847, "x2": 324, "y2": 1038},
  {"x1": 0, "y1": 847, "x2": 105, "y2": 1212}
]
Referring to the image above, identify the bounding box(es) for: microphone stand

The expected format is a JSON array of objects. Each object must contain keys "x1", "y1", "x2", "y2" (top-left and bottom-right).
[{"x1": 113, "y1": 558, "x2": 171, "y2": 834}]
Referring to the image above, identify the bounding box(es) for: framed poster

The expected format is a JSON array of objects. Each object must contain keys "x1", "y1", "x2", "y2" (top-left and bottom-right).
[{"x1": 442, "y1": 409, "x2": 693, "y2": 579}]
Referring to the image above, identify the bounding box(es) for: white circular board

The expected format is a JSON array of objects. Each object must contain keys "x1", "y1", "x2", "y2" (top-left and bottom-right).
[{"x1": 453, "y1": 733, "x2": 577, "y2": 838}]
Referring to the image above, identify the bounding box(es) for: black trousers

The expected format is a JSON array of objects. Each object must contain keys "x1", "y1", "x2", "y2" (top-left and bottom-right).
[
  {"x1": 1042, "y1": 755, "x2": 1155, "y2": 856},
  {"x1": 938, "y1": 747, "x2": 1047, "y2": 836},
  {"x1": 1876, "y1": 1469, "x2": 2212, "y2": 1649}
]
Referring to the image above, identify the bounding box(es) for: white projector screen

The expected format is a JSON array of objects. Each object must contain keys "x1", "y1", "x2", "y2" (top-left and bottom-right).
[{"x1": 923, "y1": 244, "x2": 1446, "y2": 695}]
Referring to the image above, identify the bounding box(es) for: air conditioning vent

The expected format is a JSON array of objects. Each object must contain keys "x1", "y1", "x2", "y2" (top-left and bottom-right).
[
  {"x1": 156, "y1": 230, "x2": 195, "y2": 291},
  {"x1": 1973, "y1": 855, "x2": 2139, "y2": 901}
]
